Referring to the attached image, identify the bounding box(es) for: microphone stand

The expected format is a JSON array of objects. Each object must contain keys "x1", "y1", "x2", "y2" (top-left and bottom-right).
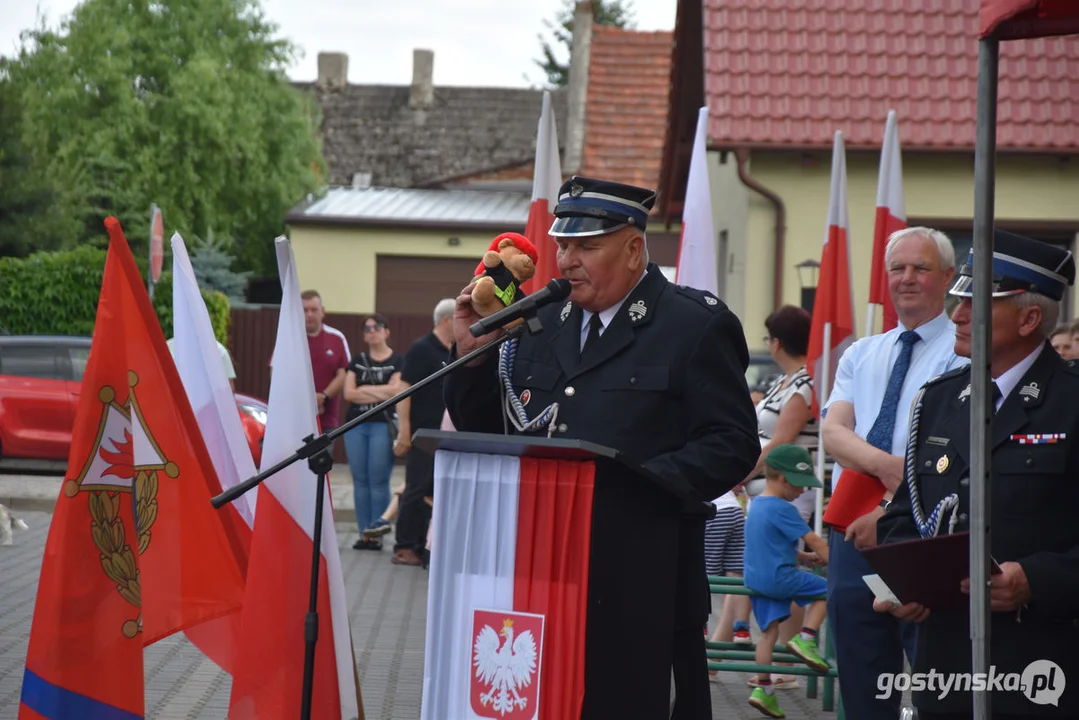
[{"x1": 210, "y1": 312, "x2": 543, "y2": 720}]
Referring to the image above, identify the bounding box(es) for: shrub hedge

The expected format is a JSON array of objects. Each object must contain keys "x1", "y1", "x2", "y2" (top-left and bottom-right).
[{"x1": 0, "y1": 246, "x2": 230, "y2": 343}]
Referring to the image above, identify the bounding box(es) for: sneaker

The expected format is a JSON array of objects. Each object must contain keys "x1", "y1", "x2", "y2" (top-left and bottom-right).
[
  {"x1": 786, "y1": 636, "x2": 830, "y2": 673},
  {"x1": 363, "y1": 518, "x2": 392, "y2": 538},
  {"x1": 748, "y1": 687, "x2": 785, "y2": 718},
  {"x1": 733, "y1": 629, "x2": 752, "y2": 644},
  {"x1": 352, "y1": 538, "x2": 382, "y2": 551},
  {"x1": 748, "y1": 675, "x2": 800, "y2": 690}
]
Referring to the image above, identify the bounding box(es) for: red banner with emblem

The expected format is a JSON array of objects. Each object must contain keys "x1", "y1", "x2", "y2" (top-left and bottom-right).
[{"x1": 19, "y1": 217, "x2": 247, "y2": 719}]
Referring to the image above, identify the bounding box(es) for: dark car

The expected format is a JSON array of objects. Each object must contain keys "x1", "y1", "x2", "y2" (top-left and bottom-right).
[
  {"x1": 746, "y1": 353, "x2": 782, "y2": 396},
  {"x1": 0, "y1": 335, "x2": 266, "y2": 468}
]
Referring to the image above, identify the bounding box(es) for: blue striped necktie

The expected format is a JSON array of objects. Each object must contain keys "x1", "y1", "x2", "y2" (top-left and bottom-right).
[{"x1": 865, "y1": 330, "x2": 921, "y2": 452}]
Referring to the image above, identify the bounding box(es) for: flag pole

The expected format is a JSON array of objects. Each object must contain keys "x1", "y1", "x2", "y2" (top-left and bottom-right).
[
  {"x1": 814, "y1": 321, "x2": 831, "y2": 537},
  {"x1": 864, "y1": 304, "x2": 876, "y2": 339},
  {"x1": 970, "y1": 34, "x2": 999, "y2": 720}
]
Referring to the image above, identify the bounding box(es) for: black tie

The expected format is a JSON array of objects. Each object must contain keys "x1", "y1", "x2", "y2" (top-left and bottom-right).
[
  {"x1": 582, "y1": 314, "x2": 603, "y2": 358},
  {"x1": 992, "y1": 382, "x2": 1002, "y2": 410}
]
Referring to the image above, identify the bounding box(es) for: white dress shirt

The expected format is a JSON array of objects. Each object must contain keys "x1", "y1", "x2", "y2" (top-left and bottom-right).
[
  {"x1": 993, "y1": 342, "x2": 1044, "y2": 412},
  {"x1": 578, "y1": 269, "x2": 648, "y2": 352},
  {"x1": 824, "y1": 310, "x2": 969, "y2": 491}
]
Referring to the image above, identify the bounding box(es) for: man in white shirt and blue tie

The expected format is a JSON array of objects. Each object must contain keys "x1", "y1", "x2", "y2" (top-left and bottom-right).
[{"x1": 821, "y1": 227, "x2": 969, "y2": 719}]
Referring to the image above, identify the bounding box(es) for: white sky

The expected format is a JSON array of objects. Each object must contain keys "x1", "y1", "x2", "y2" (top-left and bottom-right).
[{"x1": 0, "y1": 0, "x2": 678, "y2": 87}]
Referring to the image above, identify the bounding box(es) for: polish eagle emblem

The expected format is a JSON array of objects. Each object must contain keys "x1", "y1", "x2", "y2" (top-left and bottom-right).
[{"x1": 470, "y1": 610, "x2": 544, "y2": 719}]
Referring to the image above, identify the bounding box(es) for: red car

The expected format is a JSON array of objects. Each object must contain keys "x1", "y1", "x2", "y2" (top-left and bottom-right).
[{"x1": 0, "y1": 335, "x2": 266, "y2": 469}]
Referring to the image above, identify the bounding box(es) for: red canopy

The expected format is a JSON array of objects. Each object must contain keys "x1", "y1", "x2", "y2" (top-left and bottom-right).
[{"x1": 980, "y1": 0, "x2": 1079, "y2": 39}]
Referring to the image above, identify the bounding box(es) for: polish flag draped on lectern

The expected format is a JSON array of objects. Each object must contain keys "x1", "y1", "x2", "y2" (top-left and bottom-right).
[{"x1": 421, "y1": 454, "x2": 595, "y2": 720}]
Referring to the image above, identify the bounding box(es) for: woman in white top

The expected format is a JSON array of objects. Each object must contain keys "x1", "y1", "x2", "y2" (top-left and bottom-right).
[
  {"x1": 743, "y1": 305, "x2": 819, "y2": 520},
  {"x1": 741, "y1": 305, "x2": 820, "y2": 690}
]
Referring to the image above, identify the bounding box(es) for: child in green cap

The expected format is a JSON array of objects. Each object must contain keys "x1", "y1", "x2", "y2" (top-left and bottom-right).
[{"x1": 744, "y1": 443, "x2": 831, "y2": 718}]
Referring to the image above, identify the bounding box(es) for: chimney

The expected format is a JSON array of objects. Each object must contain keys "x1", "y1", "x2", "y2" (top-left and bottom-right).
[
  {"x1": 410, "y1": 49, "x2": 435, "y2": 109},
  {"x1": 316, "y1": 52, "x2": 349, "y2": 89},
  {"x1": 564, "y1": 0, "x2": 594, "y2": 174}
]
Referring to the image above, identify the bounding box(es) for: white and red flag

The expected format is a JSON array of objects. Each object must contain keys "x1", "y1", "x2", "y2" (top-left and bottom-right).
[
  {"x1": 868, "y1": 110, "x2": 906, "y2": 335},
  {"x1": 227, "y1": 237, "x2": 361, "y2": 719},
  {"x1": 170, "y1": 233, "x2": 257, "y2": 533},
  {"x1": 169, "y1": 232, "x2": 257, "y2": 674},
  {"x1": 421, "y1": 453, "x2": 595, "y2": 720},
  {"x1": 806, "y1": 130, "x2": 856, "y2": 419},
  {"x1": 675, "y1": 106, "x2": 718, "y2": 293},
  {"x1": 521, "y1": 90, "x2": 563, "y2": 294}
]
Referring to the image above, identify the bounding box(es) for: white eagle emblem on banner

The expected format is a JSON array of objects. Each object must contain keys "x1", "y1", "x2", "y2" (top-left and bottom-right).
[{"x1": 470, "y1": 609, "x2": 544, "y2": 719}]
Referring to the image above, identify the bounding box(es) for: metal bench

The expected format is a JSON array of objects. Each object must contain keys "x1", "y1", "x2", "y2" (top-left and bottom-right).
[{"x1": 707, "y1": 574, "x2": 843, "y2": 717}]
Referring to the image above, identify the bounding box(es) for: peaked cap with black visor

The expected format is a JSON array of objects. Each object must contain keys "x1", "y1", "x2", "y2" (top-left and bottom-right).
[
  {"x1": 907, "y1": 230, "x2": 1075, "y2": 539},
  {"x1": 949, "y1": 229, "x2": 1075, "y2": 301},
  {"x1": 549, "y1": 176, "x2": 657, "y2": 237}
]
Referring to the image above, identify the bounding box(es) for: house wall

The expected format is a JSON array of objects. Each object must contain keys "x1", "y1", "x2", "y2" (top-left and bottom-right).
[
  {"x1": 710, "y1": 151, "x2": 750, "y2": 320},
  {"x1": 288, "y1": 225, "x2": 503, "y2": 314},
  {"x1": 726, "y1": 151, "x2": 1079, "y2": 352},
  {"x1": 290, "y1": 222, "x2": 691, "y2": 316}
]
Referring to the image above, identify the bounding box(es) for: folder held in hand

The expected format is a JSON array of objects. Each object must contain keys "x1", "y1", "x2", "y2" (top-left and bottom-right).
[
  {"x1": 860, "y1": 531, "x2": 1002, "y2": 613},
  {"x1": 822, "y1": 468, "x2": 886, "y2": 534}
]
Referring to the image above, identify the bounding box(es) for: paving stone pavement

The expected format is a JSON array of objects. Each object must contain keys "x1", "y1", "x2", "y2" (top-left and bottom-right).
[{"x1": 0, "y1": 509, "x2": 839, "y2": 719}]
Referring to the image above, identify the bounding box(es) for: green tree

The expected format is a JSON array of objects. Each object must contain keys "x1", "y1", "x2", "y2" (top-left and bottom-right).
[
  {"x1": 535, "y1": 0, "x2": 636, "y2": 87},
  {"x1": 0, "y1": 78, "x2": 78, "y2": 257},
  {"x1": 0, "y1": 247, "x2": 229, "y2": 344},
  {"x1": 1, "y1": 0, "x2": 326, "y2": 276},
  {"x1": 189, "y1": 228, "x2": 251, "y2": 303}
]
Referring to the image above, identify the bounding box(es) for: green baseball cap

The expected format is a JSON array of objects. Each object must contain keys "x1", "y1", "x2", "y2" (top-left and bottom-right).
[{"x1": 765, "y1": 444, "x2": 821, "y2": 488}]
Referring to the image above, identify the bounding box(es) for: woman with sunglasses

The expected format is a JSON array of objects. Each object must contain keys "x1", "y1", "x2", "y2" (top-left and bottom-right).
[{"x1": 343, "y1": 314, "x2": 403, "y2": 550}]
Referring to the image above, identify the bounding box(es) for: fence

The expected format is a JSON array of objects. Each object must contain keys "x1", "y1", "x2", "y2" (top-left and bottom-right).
[{"x1": 229, "y1": 306, "x2": 435, "y2": 463}]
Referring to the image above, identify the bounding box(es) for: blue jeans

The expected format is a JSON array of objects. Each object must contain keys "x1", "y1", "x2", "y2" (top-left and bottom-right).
[{"x1": 344, "y1": 421, "x2": 393, "y2": 533}]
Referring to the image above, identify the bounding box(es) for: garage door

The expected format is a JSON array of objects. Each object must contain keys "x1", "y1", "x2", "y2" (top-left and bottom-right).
[{"x1": 376, "y1": 256, "x2": 480, "y2": 315}]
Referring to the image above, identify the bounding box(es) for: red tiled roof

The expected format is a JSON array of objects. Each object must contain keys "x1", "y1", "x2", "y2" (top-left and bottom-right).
[
  {"x1": 704, "y1": 0, "x2": 1079, "y2": 151},
  {"x1": 580, "y1": 26, "x2": 673, "y2": 189}
]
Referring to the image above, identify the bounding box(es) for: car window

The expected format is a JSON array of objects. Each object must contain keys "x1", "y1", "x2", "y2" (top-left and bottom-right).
[
  {"x1": 745, "y1": 360, "x2": 782, "y2": 392},
  {"x1": 68, "y1": 346, "x2": 91, "y2": 382},
  {"x1": 0, "y1": 345, "x2": 63, "y2": 380}
]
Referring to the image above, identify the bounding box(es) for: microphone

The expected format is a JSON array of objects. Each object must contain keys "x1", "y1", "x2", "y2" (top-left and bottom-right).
[{"x1": 469, "y1": 278, "x2": 572, "y2": 337}]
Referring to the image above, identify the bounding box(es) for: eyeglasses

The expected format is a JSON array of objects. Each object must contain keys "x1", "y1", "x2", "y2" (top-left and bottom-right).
[
  {"x1": 762, "y1": 335, "x2": 774, "y2": 344},
  {"x1": 363, "y1": 324, "x2": 385, "y2": 333}
]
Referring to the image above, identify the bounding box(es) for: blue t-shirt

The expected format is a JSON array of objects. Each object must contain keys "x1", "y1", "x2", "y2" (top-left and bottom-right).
[{"x1": 743, "y1": 496, "x2": 812, "y2": 597}]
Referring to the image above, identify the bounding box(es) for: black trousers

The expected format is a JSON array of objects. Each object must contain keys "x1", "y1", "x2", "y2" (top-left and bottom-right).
[
  {"x1": 393, "y1": 450, "x2": 434, "y2": 553},
  {"x1": 670, "y1": 626, "x2": 711, "y2": 720}
]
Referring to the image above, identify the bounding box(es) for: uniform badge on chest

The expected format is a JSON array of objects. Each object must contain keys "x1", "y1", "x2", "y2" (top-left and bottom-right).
[
  {"x1": 628, "y1": 300, "x2": 647, "y2": 323},
  {"x1": 936, "y1": 455, "x2": 950, "y2": 474},
  {"x1": 520, "y1": 389, "x2": 531, "y2": 407}
]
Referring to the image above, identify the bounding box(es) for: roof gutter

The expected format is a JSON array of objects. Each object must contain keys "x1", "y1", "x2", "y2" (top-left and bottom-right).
[
  {"x1": 284, "y1": 215, "x2": 525, "y2": 232},
  {"x1": 734, "y1": 149, "x2": 785, "y2": 313}
]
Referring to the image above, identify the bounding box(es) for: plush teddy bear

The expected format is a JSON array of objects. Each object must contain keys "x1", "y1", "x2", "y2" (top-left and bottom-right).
[{"x1": 470, "y1": 232, "x2": 539, "y2": 319}]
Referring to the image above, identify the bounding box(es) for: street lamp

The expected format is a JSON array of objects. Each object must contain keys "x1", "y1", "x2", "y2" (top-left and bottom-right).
[{"x1": 795, "y1": 258, "x2": 820, "y2": 314}]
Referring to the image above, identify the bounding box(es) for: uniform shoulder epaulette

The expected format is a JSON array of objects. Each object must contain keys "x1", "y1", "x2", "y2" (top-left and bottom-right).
[
  {"x1": 674, "y1": 284, "x2": 723, "y2": 312},
  {"x1": 920, "y1": 364, "x2": 970, "y2": 390}
]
